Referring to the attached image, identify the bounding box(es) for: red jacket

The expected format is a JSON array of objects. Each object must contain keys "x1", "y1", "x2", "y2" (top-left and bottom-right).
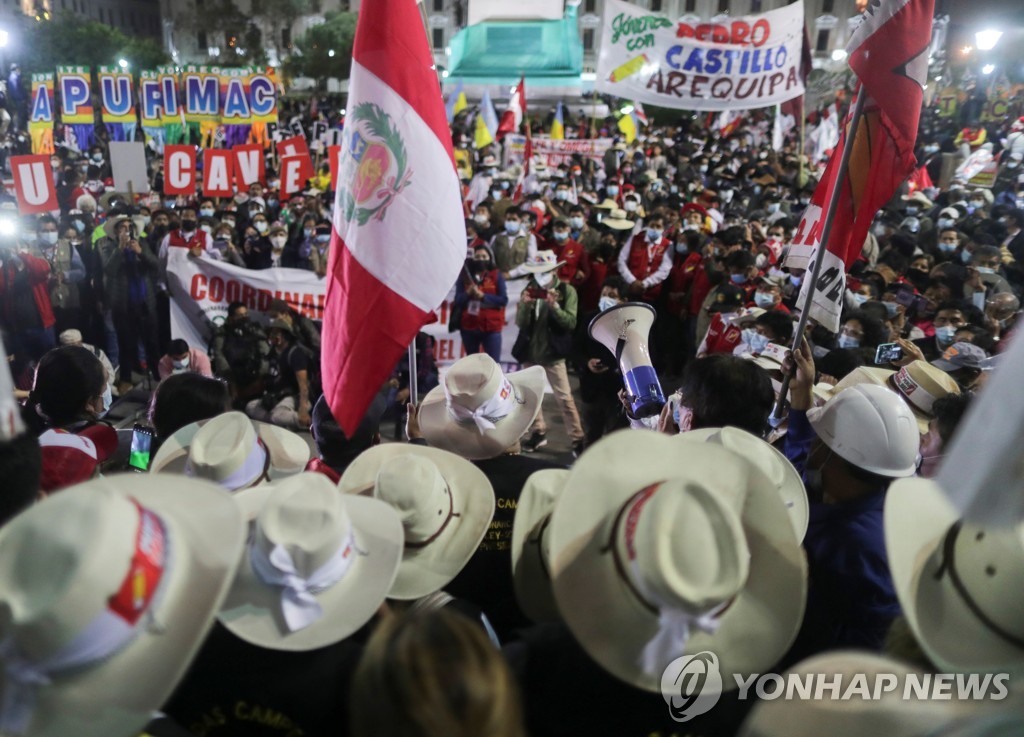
[
  {"x1": 667, "y1": 251, "x2": 703, "y2": 317},
  {"x1": 547, "y1": 237, "x2": 588, "y2": 285},
  {"x1": 460, "y1": 269, "x2": 505, "y2": 333},
  {"x1": 702, "y1": 313, "x2": 743, "y2": 355},
  {"x1": 0, "y1": 252, "x2": 55, "y2": 330},
  {"x1": 623, "y1": 233, "x2": 670, "y2": 300}
]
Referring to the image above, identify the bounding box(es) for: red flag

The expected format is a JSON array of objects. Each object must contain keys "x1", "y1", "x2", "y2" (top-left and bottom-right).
[
  {"x1": 906, "y1": 164, "x2": 934, "y2": 194},
  {"x1": 496, "y1": 77, "x2": 526, "y2": 139},
  {"x1": 321, "y1": 0, "x2": 466, "y2": 435},
  {"x1": 10, "y1": 155, "x2": 58, "y2": 214},
  {"x1": 785, "y1": 0, "x2": 933, "y2": 332}
]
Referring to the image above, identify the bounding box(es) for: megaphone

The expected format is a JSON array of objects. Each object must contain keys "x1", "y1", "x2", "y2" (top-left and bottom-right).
[{"x1": 588, "y1": 303, "x2": 665, "y2": 419}]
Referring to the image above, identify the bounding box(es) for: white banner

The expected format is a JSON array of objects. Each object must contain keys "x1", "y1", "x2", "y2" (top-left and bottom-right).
[
  {"x1": 167, "y1": 249, "x2": 526, "y2": 372},
  {"x1": 504, "y1": 135, "x2": 614, "y2": 169},
  {"x1": 596, "y1": 0, "x2": 805, "y2": 111}
]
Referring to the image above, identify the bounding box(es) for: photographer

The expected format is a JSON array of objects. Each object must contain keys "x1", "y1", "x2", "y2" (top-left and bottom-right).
[
  {"x1": 514, "y1": 250, "x2": 584, "y2": 455},
  {"x1": 244, "y1": 319, "x2": 313, "y2": 430},
  {"x1": 101, "y1": 215, "x2": 160, "y2": 393},
  {"x1": 453, "y1": 244, "x2": 507, "y2": 362},
  {"x1": 0, "y1": 227, "x2": 58, "y2": 370}
]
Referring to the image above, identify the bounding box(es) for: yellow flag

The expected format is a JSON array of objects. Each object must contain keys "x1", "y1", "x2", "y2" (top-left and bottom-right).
[
  {"x1": 453, "y1": 91, "x2": 468, "y2": 116},
  {"x1": 474, "y1": 113, "x2": 494, "y2": 149},
  {"x1": 617, "y1": 113, "x2": 636, "y2": 144}
]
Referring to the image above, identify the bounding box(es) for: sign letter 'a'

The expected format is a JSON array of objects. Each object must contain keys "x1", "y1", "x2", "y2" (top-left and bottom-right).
[{"x1": 321, "y1": 0, "x2": 466, "y2": 435}]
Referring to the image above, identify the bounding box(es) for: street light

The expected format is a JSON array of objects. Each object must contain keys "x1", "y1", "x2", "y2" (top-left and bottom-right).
[
  {"x1": 974, "y1": 29, "x2": 1002, "y2": 51},
  {"x1": 117, "y1": 58, "x2": 129, "y2": 69},
  {"x1": 328, "y1": 49, "x2": 335, "y2": 57},
  {"x1": 831, "y1": 49, "x2": 847, "y2": 62},
  {"x1": 982, "y1": 64, "x2": 995, "y2": 75}
]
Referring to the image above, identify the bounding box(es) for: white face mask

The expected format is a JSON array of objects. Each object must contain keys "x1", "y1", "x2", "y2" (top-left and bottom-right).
[
  {"x1": 254, "y1": 221, "x2": 269, "y2": 233},
  {"x1": 598, "y1": 296, "x2": 618, "y2": 312},
  {"x1": 534, "y1": 272, "x2": 554, "y2": 288},
  {"x1": 271, "y1": 236, "x2": 288, "y2": 249},
  {"x1": 172, "y1": 356, "x2": 190, "y2": 371},
  {"x1": 40, "y1": 231, "x2": 58, "y2": 246},
  {"x1": 624, "y1": 200, "x2": 638, "y2": 212}
]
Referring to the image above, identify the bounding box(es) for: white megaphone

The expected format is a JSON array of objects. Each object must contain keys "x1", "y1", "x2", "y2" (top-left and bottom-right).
[{"x1": 588, "y1": 303, "x2": 665, "y2": 419}]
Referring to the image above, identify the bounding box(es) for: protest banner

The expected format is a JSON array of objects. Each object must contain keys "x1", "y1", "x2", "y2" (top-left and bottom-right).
[
  {"x1": 11, "y1": 155, "x2": 58, "y2": 214},
  {"x1": 166, "y1": 248, "x2": 525, "y2": 372},
  {"x1": 503, "y1": 135, "x2": 614, "y2": 168},
  {"x1": 98, "y1": 66, "x2": 137, "y2": 142},
  {"x1": 596, "y1": 0, "x2": 805, "y2": 111},
  {"x1": 202, "y1": 150, "x2": 235, "y2": 197},
  {"x1": 163, "y1": 145, "x2": 197, "y2": 196},
  {"x1": 183, "y1": 66, "x2": 221, "y2": 147},
  {"x1": 109, "y1": 142, "x2": 150, "y2": 193},
  {"x1": 58, "y1": 66, "x2": 95, "y2": 149},
  {"x1": 157, "y1": 65, "x2": 185, "y2": 144},
  {"x1": 28, "y1": 73, "x2": 54, "y2": 155},
  {"x1": 233, "y1": 143, "x2": 265, "y2": 189}
]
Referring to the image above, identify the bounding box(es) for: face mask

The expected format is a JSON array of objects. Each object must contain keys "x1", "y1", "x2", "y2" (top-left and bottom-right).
[
  {"x1": 755, "y1": 253, "x2": 768, "y2": 269},
  {"x1": 199, "y1": 208, "x2": 215, "y2": 218},
  {"x1": 748, "y1": 331, "x2": 770, "y2": 354},
  {"x1": 469, "y1": 259, "x2": 489, "y2": 273},
  {"x1": 837, "y1": 334, "x2": 860, "y2": 349},
  {"x1": 172, "y1": 357, "x2": 190, "y2": 370},
  {"x1": 553, "y1": 231, "x2": 568, "y2": 242},
  {"x1": 675, "y1": 241, "x2": 688, "y2": 255},
  {"x1": 905, "y1": 206, "x2": 919, "y2": 216},
  {"x1": 624, "y1": 201, "x2": 638, "y2": 212},
  {"x1": 766, "y1": 202, "x2": 781, "y2": 214},
  {"x1": 960, "y1": 249, "x2": 972, "y2": 264},
  {"x1": 850, "y1": 292, "x2": 868, "y2": 307},
  {"x1": 790, "y1": 274, "x2": 801, "y2": 287},
  {"x1": 873, "y1": 223, "x2": 887, "y2": 237},
  {"x1": 315, "y1": 234, "x2": 330, "y2": 243},
  {"x1": 935, "y1": 325, "x2": 957, "y2": 345},
  {"x1": 699, "y1": 165, "x2": 708, "y2": 173},
  {"x1": 40, "y1": 232, "x2": 58, "y2": 246},
  {"x1": 100, "y1": 385, "x2": 113, "y2": 415},
  {"x1": 555, "y1": 190, "x2": 570, "y2": 201},
  {"x1": 970, "y1": 200, "x2": 985, "y2": 210},
  {"x1": 200, "y1": 224, "x2": 212, "y2": 234},
  {"x1": 180, "y1": 219, "x2": 197, "y2": 232},
  {"x1": 606, "y1": 185, "x2": 619, "y2": 196},
  {"x1": 752, "y1": 185, "x2": 762, "y2": 196},
  {"x1": 534, "y1": 272, "x2": 554, "y2": 288},
  {"x1": 753, "y1": 291, "x2": 775, "y2": 308},
  {"x1": 505, "y1": 221, "x2": 520, "y2": 235},
  {"x1": 884, "y1": 301, "x2": 900, "y2": 318},
  {"x1": 223, "y1": 218, "x2": 236, "y2": 228},
  {"x1": 254, "y1": 221, "x2": 269, "y2": 234},
  {"x1": 491, "y1": 189, "x2": 503, "y2": 200},
  {"x1": 72, "y1": 220, "x2": 85, "y2": 233},
  {"x1": 91, "y1": 153, "x2": 103, "y2": 163},
  {"x1": 267, "y1": 199, "x2": 279, "y2": 209},
  {"x1": 570, "y1": 216, "x2": 585, "y2": 230},
  {"x1": 720, "y1": 189, "x2": 734, "y2": 204},
  {"x1": 675, "y1": 404, "x2": 694, "y2": 433},
  {"x1": 975, "y1": 266, "x2": 996, "y2": 275},
  {"x1": 670, "y1": 185, "x2": 679, "y2": 194},
  {"x1": 646, "y1": 228, "x2": 663, "y2": 241},
  {"x1": 303, "y1": 227, "x2": 315, "y2": 238},
  {"x1": 598, "y1": 296, "x2": 618, "y2": 312},
  {"x1": 271, "y1": 236, "x2": 287, "y2": 249},
  {"x1": 730, "y1": 273, "x2": 748, "y2": 285},
  {"x1": 799, "y1": 197, "x2": 810, "y2": 206}
]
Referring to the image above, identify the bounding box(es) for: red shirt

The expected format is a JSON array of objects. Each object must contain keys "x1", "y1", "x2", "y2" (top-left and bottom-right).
[
  {"x1": 702, "y1": 313, "x2": 743, "y2": 355},
  {"x1": 667, "y1": 251, "x2": 703, "y2": 317},
  {"x1": 547, "y1": 236, "x2": 587, "y2": 284}
]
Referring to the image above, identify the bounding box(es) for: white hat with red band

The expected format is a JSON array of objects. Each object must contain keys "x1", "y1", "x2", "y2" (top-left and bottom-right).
[{"x1": 0, "y1": 473, "x2": 246, "y2": 737}]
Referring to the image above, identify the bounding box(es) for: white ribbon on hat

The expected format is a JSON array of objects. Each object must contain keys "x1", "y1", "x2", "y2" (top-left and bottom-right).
[
  {"x1": 445, "y1": 378, "x2": 519, "y2": 434},
  {"x1": 639, "y1": 600, "x2": 729, "y2": 677},
  {"x1": 249, "y1": 531, "x2": 361, "y2": 633}
]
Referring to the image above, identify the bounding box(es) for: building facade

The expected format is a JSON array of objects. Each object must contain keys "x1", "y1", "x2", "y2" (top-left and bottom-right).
[{"x1": 12, "y1": 0, "x2": 161, "y2": 36}]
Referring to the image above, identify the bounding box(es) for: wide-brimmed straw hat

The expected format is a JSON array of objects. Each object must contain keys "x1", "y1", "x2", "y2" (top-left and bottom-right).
[
  {"x1": 548, "y1": 430, "x2": 806, "y2": 693},
  {"x1": 511, "y1": 469, "x2": 570, "y2": 624},
  {"x1": 827, "y1": 361, "x2": 959, "y2": 432},
  {"x1": 419, "y1": 354, "x2": 545, "y2": 460},
  {"x1": 602, "y1": 208, "x2": 635, "y2": 230},
  {"x1": 0, "y1": 474, "x2": 246, "y2": 737},
  {"x1": 339, "y1": 444, "x2": 495, "y2": 600},
  {"x1": 522, "y1": 250, "x2": 565, "y2": 274},
  {"x1": 219, "y1": 472, "x2": 404, "y2": 651},
  {"x1": 150, "y1": 411, "x2": 310, "y2": 490},
  {"x1": 885, "y1": 478, "x2": 1024, "y2": 676},
  {"x1": 680, "y1": 427, "x2": 808, "y2": 541}
]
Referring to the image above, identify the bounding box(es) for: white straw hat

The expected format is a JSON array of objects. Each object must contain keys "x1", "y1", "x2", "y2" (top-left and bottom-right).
[
  {"x1": 150, "y1": 411, "x2": 310, "y2": 490},
  {"x1": 419, "y1": 354, "x2": 545, "y2": 460},
  {"x1": 885, "y1": 478, "x2": 1024, "y2": 676},
  {"x1": 549, "y1": 430, "x2": 806, "y2": 693},
  {"x1": 338, "y1": 444, "x2": 495, "y2": 600},
  {"x1": 0, "y1": 474, "x2": 246, "y2": 737},
  {"x1": 680, "y1": 427, "x2": 808, "y2": 541},
  {"x1": 522, "y1": 249, "x2": 565, "y2": 274},
  {"x1": 220, "y1": 473, "x2": 403, "y2": 652},
  {"x1": 511, "y1": 469, "x2": 570, "y2": 623}
]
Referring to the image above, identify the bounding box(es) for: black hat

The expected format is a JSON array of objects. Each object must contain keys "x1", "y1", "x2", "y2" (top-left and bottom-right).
[{"x1": 707, "y1": 284, "x2": 746, "y2": 313}]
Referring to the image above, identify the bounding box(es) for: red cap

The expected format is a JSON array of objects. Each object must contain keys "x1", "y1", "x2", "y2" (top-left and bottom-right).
[{"x1": 39, "y1": 425, "x2": 118, "y2": 493}]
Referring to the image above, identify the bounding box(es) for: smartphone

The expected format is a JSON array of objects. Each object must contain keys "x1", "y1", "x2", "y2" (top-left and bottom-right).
[
  {"x1": 874, "y1": 342, "x2": 903, "y2": 365},
  {"x1": 527, "y1": 286, "x2": 548, "y2": 300},
  {"x1": 213, "y1": 238, "x2": 229, "y2": 252},
  {"x1": 667, "y1": 391, "x2": 682, "y2": 428},
  {"x1": 128, "y1": 424, "x2": 155, "y2": 472}
]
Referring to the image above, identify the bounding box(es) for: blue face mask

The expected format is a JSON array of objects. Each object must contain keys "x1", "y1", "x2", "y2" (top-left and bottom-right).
[
  {"x1": 937, "y1": 218, "x2": 954, "y2": 230},
  {"x1": 553, "y1": 231, "x2": 568, "y2": 242},
  {"x1": 730, "y1": 273, "x2": 748, "y2": 285},
  {"x1": 744, "y1": 330, "x2": 770, "y2": 354},
  {"x1": 837, "y1": 334, "x2": 860, "y2": 349},
  {"x1": 960, "y1": 249, "x2": 973, "y2": 264},
  {"x1": 975, "y1": 266, "x2": 996, "y2": 275},
  {"x1": 938, "y1": 241, "x2": 958, "y2": 254},
  {"x1": 884, "y1": 301, "x2": 900, "y2": 318},
  {"x1": 753, "y1": 291, "x2": 775, "y2": 308},
  {"x1": 790, "y1": 275, "x2": 802, "y2": 287},
  {"x1": 606, "y1": 185, "x2": 619, "y2": 196},
  {"x1": 647, "y1": 228, "x2": 663, "y2": 241},
  {"x1": 505, "y1": 221, "x2": 521, "y2": 235},
  {"x1": 850, "y1": 292, "x2": 868, "y2": 307},
  {"x1": 935, "y1": 325, "x2": 957, "y2": 345}
]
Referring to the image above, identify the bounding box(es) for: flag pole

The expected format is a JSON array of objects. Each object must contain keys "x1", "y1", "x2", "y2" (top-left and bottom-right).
[
  {"x1": 408, "y1": 342, "x2": 419, "y2": 406},
  {"x1": 771, "y1": 86, "x2": 866, "y2": 423}
]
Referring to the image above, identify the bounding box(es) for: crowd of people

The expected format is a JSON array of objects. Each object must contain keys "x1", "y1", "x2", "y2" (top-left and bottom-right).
[{"x1": 0, "y1": 77, "x2": 1022, "y2": 737}]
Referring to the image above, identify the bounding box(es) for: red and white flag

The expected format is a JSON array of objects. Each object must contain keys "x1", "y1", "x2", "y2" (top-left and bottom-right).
[
  {"x1": 785, "y1": 0, "x2": 933, "y2": 332},
  {"x1": 496, "y1": 77, "x2": 526, "y2": 139},
  {"x1": 513, "y1": 127, "x2": 533, "y2": 202},
  {"x1": 322, "y1": 0, "x2": 466, "y2": 435}
]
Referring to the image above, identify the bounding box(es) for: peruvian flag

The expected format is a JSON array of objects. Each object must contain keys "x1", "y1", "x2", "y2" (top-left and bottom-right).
[
  {"x1": 785, "y1": 0, "x2": 933, "y2": 332},
  {"x1": 906, "y1": 163, "x2": 934, "y2": 194},
  {"x1": 513, "y1": 126, "x2": 533, "y2": 202},
  {"x1": 321, "y1": 0, "x2": 465, "y2": 435},
  {"x1": 496, "y1": 77, "x2": 526, "y2": 139}
]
